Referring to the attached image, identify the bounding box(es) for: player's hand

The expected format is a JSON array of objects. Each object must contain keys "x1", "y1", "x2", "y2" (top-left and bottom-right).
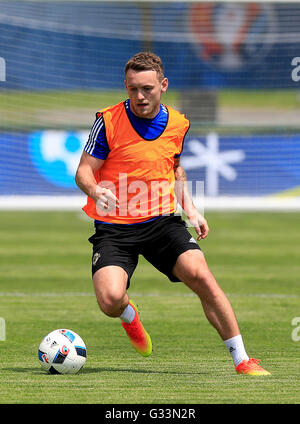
[
  {"x1": 95, "y1": 185, "x2": 119, "y2": 212},
  {"x1": 187, "y1": 211, "x2": 209, "y2": 240}
]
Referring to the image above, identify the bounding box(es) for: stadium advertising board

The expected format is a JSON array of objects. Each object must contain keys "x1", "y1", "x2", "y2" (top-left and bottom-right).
[
  {"x1": 1, "y1": 2, "x2": 300, "y2": 89},
  {"x1": 0, "y1": 131, "x2": 299, "y2": 197}
]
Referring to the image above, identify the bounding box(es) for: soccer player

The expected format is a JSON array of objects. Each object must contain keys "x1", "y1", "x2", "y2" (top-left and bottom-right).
[{"x1": 75, "y1": 52, "x2": 270, "y2": 376}]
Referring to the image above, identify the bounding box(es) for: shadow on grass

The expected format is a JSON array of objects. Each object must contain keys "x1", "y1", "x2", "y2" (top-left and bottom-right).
[
  {"x1": 82, "y1": 367, "x2": 208, "y2": 376},
  {"x1": 3, "y1": 366, "x2": 208, "y2": 376}
]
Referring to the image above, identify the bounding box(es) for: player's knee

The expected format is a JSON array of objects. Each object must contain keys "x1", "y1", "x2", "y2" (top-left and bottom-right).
[
  {"x1": 96, "y1": 290, "x2": 125, "y2": 318},
  {"x1": 187, "y1": 268, "x2": 220, "y2": 300}
]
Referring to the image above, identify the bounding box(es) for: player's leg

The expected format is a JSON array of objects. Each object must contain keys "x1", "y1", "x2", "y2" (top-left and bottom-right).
[
  {"x1": 141, "y1": 215, "x2": 270, "y2": 374},
  {"x1": 93, "y1": 265, "x2": 129, "y2": 317},
  {"x1": 93, "y1": 265, "x2": 152, "y2": 357},
  {"x1": 173, "y1": 249, "x2": 239, "y2": 341},
  {"x1": 89, "y1": 223, "x2": 152, "y2": 357},
  {"x1": 172, "y1": 249, "x2": 270, "y2": 375}
]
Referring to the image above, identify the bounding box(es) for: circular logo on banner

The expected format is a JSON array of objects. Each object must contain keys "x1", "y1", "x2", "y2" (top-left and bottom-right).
[
  {"x1": 29, "y1": 131, "x2": 88, "y2": 188},
  {"x1": 189, "y1": 3, "x2": 277, "y2": 71}
]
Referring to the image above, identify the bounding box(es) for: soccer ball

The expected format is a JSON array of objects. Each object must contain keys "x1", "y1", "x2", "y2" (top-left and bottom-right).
[{"x1": 38, "y1": 329, "x2": 87, "y2": 374}]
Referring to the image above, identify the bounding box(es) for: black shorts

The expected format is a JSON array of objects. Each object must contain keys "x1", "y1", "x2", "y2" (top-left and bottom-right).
[{"x1": 88, "y1": 215, "x2": 201, "y2": 287}]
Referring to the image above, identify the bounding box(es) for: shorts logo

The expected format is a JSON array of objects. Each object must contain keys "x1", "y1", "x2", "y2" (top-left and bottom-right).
[
  {"x1": 93, "y1": 252, "x2": 101, "y2": 266},
  {"x1": 189, "y1": 237, "x2": 197, "y2": 244}
]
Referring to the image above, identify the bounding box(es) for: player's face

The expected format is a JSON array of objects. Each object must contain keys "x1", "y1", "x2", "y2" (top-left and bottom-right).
[{"x1": 125, "y1": 69, "x2": 168, "y2": 119}]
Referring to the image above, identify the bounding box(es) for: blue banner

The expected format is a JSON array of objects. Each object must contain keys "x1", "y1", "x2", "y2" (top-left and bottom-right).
[
  {"x1": 0, "y1": 2, "x2": 300, "y2": 89},
  {"x1": 1, "y1": 130, "x2": 300, "y2": 197}
]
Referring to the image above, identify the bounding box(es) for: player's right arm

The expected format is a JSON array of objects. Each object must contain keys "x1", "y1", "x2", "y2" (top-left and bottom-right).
[
  {"x1": 75, "y1": 151, "x2": 119, "y2": 211},
  {"x1": 75, "y1": 150, "x2": 104, "y2": 202},
  {"x1": 75, "y1": 112, "x2": 119, "y2": 210}
]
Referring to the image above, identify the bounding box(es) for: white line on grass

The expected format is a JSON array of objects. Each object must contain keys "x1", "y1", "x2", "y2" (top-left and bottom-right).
[{"x1": 0, "y1": 292, "x2": 298, "y2": 298}]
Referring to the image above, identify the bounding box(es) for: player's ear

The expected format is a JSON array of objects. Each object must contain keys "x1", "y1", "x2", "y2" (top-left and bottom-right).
[{"x1": 161, "y1": 77, "x2": 168, "y2": 93}]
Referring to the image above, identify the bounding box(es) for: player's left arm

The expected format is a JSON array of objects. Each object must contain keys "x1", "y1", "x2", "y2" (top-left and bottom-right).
[{"x1": 173, "y1": 157, "x2": 209, "y2": 240}]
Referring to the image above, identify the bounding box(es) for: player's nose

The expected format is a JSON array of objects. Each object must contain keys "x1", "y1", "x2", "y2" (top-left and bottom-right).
[{"x1": 136, "y1": 90, "x2": 145, "y2": 100}]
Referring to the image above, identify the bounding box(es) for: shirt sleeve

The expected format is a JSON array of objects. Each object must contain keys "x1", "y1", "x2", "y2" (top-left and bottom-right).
[
  {"x1": 174, "y1": 117, "x2": 190, "y2": 158},
  {"x1": 84, "y1": 113, "x2": 110, "y2": 160}
]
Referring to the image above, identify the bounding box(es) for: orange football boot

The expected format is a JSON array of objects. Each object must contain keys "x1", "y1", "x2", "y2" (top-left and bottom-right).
[
  {"x1": 235, "y1": 358, "x2": 271, "y2": 375},
  {"x1": 121, "y1": 301, "x2": 152, "y2": 357}
]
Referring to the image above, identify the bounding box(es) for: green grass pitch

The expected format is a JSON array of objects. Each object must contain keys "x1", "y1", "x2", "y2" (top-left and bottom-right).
[
  {"x1": 0, "y1": 210, "x2": 299, "y2": 404},
  {"x1": 1, "y1": 89, "x2": 300, "y2": 131}
]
